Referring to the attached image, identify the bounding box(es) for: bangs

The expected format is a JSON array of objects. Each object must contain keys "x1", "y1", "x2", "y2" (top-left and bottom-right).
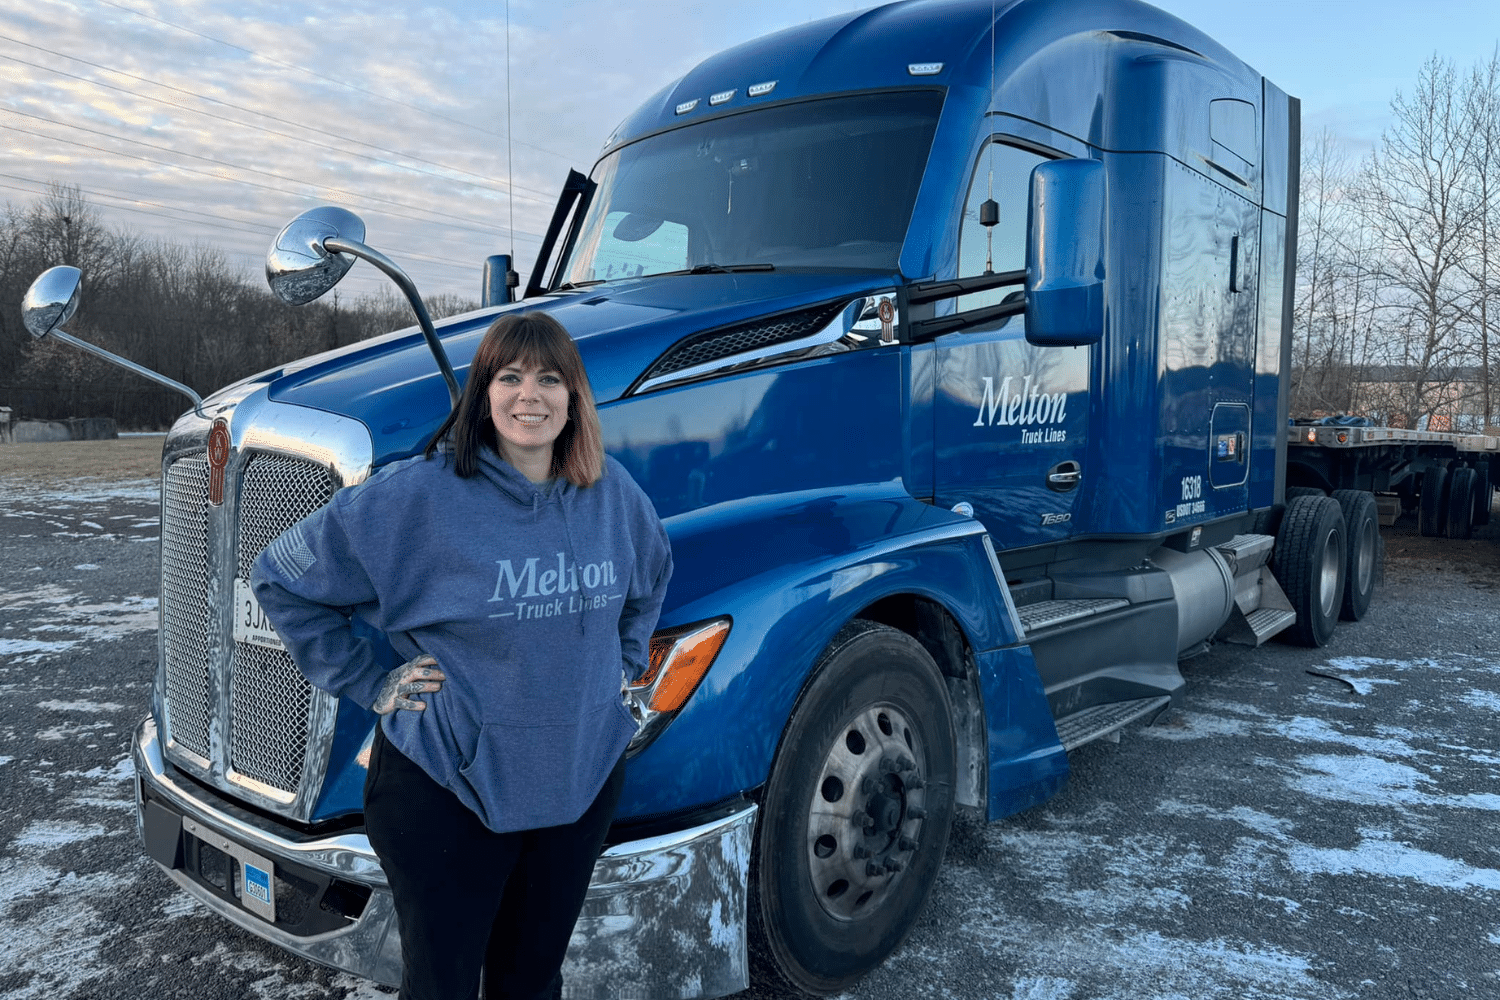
[{"x1": 494, "y1": 321, "x2": 575, "y2": 380}]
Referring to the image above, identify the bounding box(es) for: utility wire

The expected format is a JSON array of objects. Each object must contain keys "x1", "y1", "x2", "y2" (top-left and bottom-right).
[
  {"x1": 0, "y1": 36, "x2": 564, "y2": 205},
  {"x1": 90, "y1": 0, "x2": 580, "y2": 164}
]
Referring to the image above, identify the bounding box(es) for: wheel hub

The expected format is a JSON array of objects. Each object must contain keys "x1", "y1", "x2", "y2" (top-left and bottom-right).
[{"x1": 806, "y1": 704, "x2": 928, "y2": 921}]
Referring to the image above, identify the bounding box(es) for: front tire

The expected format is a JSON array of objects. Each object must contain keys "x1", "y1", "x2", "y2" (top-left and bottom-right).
[
  {"x1": 751, "y1": 620, "x2": 957, "y2": 995},
  {"x1": 1419, "y1": 465, "x2": 1449, "y2": 536}
]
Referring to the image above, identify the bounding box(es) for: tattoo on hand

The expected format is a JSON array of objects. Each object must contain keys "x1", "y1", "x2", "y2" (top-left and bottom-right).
[{"x1": 373, "y1": 655, "x2": 445, "y2": 715}]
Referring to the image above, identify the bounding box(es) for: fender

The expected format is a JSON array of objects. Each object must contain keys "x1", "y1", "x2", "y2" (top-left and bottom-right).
[{"x1": 620, "y1": 480, "x2": 1064, "y2": 821}]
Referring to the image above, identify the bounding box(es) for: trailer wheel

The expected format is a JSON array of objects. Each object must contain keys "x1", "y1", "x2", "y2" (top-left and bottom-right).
[
  {"x1": 1472, "y1": 461, "x2": 1492, "y2": 527},
  {"x1": 750, "y1": 620, "x2": 956, "y2": 995},
  {"x1": 1272, "y1": 495, "x2": 1346, "y2": 647},
  {"x1": 1331, "y1": 490, "x2": 1379, "y2": 621},
  {"x1": 1418, "y1": 465, "x2": 1449, "y2": 537},
  {"x1": 1445, "y1": 467, "x2": 1476, "y2": 540}
]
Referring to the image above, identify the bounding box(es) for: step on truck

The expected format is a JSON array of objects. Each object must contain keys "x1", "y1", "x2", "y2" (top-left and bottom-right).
[{"x1": 21, "y1": 0, "x2": 1383, "y2": 995}]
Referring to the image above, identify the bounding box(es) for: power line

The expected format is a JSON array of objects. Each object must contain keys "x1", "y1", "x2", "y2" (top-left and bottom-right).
[
  {"x1": 0, "y1": 35, "x2": 565, "y2": 207},
  {"x1": 90, "y1": 0, "x2": 581, "y2": 165},
  {"x1": 0, "y1": 111, "x2": 543, "y2": 243}
]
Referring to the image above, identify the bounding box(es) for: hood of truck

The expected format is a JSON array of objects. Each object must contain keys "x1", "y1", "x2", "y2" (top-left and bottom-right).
[{"x1": 262, "y1": 271, "x2": 896, "y2": 465}]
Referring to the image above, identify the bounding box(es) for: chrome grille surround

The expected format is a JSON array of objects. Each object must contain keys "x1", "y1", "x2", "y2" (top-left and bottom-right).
[{"x1": 157, "y1": 388, "x2": 372, "y2": 822}]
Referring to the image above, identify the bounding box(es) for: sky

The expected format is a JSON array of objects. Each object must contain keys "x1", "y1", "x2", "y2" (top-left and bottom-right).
[{"x1": 1, "y1": 0, "x2": 1498, "y2": 305}]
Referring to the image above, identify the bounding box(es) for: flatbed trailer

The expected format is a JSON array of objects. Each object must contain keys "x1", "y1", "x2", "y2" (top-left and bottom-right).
[{"x1": 1287, "y1": 423, "x2": 1498, "y2": 537}]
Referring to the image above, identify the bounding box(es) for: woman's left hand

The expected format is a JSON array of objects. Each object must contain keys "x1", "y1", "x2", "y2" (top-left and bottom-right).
[{"x1": 372, "y1": 655, "x2": 446, "y2": 715}]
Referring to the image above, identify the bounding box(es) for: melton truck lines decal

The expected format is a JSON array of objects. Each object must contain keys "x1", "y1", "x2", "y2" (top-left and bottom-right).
[{"x1": 973, "y1": 374, "x2": 1068, "y2": 441}]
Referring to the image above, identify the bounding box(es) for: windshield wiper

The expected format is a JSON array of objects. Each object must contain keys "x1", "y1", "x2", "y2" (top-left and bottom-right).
[
  {"x1": 652, "y1": 263, "x2": 777, "y2": 277},
  {"x1": 552, "y1": 278, "x2": 606, "y2": 292}
]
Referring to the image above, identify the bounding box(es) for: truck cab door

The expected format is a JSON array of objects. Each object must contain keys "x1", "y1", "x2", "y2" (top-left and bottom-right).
[{"x1": 930, "y1": 142, "x2": 1092, "y2": 549}]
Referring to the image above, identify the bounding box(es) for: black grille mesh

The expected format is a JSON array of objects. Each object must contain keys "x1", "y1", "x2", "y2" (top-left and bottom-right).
[{"x1": 643, "y1": 302, "x2": 844, "y2": 382}]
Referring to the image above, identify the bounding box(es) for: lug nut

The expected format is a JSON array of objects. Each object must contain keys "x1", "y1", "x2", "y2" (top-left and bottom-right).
[
  {"x1": 851, "y1": 809, "x2": 870, "y2": 828},
  {"x1": 880, "y1": 756, "x2": 896, "y2": 773},
  {"x1": 884, "y1": 859, "x2": 904, "y2": 873},
  {"x1": 899, "y1": 756, "x2": 915, "y2": 772},
  {"x1": 905, "y1": 775, "x2": 925, "y2": 790},
  {"x1": 898, "y1": 836, "x2": 917, "y2": 852},
  {"x1": 852, "y1": 845, "x2": 869, "y2": 859},
  {"x1": 908, "y1": 806, "x2": 927, "y2": 820},
  {"x1": 861, "y1": 777, "x2": 875, "y2": 794},
  {"x1": 866, "y1": 862, "x2": 885, "y2": 877}
]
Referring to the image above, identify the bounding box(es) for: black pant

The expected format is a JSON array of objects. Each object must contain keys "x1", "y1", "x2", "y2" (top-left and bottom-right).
[{"x1": 364, "y1": 724, "x2": 625, "y2": 1000}]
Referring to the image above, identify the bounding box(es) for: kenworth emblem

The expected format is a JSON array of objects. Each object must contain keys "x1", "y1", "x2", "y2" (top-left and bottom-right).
[{"x1": 207, "y1": 418, "x2": 230, "y2": 506}]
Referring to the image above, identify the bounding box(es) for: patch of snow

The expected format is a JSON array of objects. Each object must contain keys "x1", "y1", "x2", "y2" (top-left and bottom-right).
[
  {"x1": 1288, "y1": 833, "x2": 1500, "y2": 892},
  {"x1": 12, "y1": 820, "x2": 112, "y2": 849},
  {"x1": 80, "y1": 520, "x2": 103, "y2": 530},
  {"x1": 1461, "y1": 689, "x2": 1500, "y2": 713},
  {"x1": 1270, "y1": 717, "x2": 1427, "y2": 759},
  {"x1": 1010, "y1": 976, "x2": 1079, "y2": 999},
  {"x1": 1155, "y1": 800, "x2": 1294, "y2": 840},
  {"x1": 39, "y1": 699, "x2": 125, "y2": 713},
  {"x1": 0, "y1": 637, "x2": 79, "y2": 663},
  {"x1": 72, "y1": 564, "x2": 100, "y2": 571},
  {"x1": 1142, "y1": 712, "x2": 1251, "y2": 740},
  {"x1": 0, "y1": 861, "x2": 135, "y2": 999}
]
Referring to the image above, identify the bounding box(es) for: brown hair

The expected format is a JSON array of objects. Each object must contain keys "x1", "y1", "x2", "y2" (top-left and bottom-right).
[{"x1": 425, "y1": 311, "x2": 605, "y2": 487}]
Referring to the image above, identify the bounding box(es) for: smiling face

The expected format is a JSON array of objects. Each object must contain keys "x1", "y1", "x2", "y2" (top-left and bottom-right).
[{"x1": 488, "y1": 362, "x2": 571, "y2": 474}]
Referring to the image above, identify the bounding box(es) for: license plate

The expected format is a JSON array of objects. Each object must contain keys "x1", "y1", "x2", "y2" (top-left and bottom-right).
[
  {"x1": 182, "y1": 816, "x2": 277, "y2": 923},
  {"x1": 233, "y1": 578, "x2": 284, "y2": 650}
]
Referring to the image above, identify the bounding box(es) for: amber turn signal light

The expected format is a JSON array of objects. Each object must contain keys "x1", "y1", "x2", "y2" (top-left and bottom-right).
[{"x1": 635, "y1": 619, "x2": 731, "y2": 713}]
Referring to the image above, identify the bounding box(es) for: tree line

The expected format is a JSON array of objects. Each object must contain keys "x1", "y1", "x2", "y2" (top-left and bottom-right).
[
  {"x1": 0, "y1": 185, "x2": 476, "y2": 430},
  {"x1": 1294, "y1": 51, "x2": 1500, "y2": 432}
]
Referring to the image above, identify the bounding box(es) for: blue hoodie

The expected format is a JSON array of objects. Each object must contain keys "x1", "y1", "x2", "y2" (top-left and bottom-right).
[{"x1": 250, "y1": 447, "x2": 672, "y2": 834}]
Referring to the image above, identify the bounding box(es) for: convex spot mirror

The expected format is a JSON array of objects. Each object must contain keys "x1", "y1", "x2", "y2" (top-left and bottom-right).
[
  {"x1": 266, "y1": 206, "x2": 366, "y2": 305},
  {"x1": 1024, "y1": 158, "x2": 1106, "y2": 347},
  {"x1": 22, "y1": 265, "x2": 82, "y2": 340}
]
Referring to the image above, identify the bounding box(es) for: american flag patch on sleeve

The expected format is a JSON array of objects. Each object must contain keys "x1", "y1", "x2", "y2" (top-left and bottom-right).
[{"x1": 267, "y1": 528, "x2": 317, "y2": 581}]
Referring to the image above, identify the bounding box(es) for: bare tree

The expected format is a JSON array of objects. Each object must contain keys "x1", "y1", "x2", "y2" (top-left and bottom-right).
[{"x1": 1355, "y1": 55, "x2": 1485, "y2": 427}]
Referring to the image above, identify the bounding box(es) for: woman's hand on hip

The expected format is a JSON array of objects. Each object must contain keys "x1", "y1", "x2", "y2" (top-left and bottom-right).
[{"x1": 373, "y1": 655, "x2": 445, "y2": 715}]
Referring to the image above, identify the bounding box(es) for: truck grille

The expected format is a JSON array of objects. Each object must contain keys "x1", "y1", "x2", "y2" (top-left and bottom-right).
[
  {"x1": 161, "y1": 458, "x2": 213, "y2": 761},
  {"x1": 159, "y1": 445, "x2": 340, "y2": 808},
  {"x1": 229, "y1": 454, "x2": 337, "y2": 796}
]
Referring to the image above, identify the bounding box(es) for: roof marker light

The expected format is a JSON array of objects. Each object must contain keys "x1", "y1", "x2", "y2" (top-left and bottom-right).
[
  {"x1": 908, "y1": 62, "x2": 944, "y2": 76},
  {"x1": 709, "y1": 89, "x2": 736, "y2": 106},
  {"x1": 748, "y1": 80, "x2": 778, "y2": 97},
  {"x1": 675, "y1": 99, "x2": 699, "y2": 115}
]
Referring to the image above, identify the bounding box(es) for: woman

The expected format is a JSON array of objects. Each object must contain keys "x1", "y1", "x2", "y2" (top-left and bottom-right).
[{"x1": 251, "y1": 311, "x2": 672, "y2": 1000}]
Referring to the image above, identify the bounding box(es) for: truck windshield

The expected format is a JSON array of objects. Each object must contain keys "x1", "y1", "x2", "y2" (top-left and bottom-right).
[{"x1": 560, "y1": 91, "x2": 943, "y2": 286}]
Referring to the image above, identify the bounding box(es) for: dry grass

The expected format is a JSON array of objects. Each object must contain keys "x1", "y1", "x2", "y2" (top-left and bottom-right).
[{"x1": 0, "y1": 436, "x2": 162, "y2": 485}]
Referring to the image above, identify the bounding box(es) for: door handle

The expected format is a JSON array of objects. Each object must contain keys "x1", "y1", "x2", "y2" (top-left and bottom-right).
[{"x1": 1047, "y1": 461, "x2": 1081, "y2": 492}]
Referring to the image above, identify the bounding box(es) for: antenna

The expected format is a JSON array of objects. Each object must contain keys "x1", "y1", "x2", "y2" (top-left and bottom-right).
[
  {"x1": 981, "y1": 0, "x2": 999, "y2": 276},
  {"x1": 503, "y1": 0, "x2": 520, "y2": 296}
]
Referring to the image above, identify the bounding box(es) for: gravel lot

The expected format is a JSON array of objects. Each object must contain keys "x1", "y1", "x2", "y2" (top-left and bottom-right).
[{"x1": 0, "y1": 446, "x2": 1496, "y2": 1000}]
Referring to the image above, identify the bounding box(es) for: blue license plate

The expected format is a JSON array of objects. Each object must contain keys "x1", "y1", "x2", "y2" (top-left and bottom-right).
[{"x1": 244, "y1": 862, "x2": 272, "y2": 907}]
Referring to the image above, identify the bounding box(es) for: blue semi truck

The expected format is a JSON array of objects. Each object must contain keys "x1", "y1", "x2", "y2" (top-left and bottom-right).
[{"x1": 22, "y1": 0, "x2": 1397, "y2": 995}]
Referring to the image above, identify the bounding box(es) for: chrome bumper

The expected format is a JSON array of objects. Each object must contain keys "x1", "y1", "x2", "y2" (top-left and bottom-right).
[{"x1": 133, "y1": 715, "x2": 756, "y2": 998}]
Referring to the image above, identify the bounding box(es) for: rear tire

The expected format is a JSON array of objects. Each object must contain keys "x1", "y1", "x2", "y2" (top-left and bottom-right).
[
  {"x1": 1272, "y1": 495, "x2": 1346, "y2": 647},
  {"x1": 751, "y1": 621, "x2": 957, "y2": 995},
  {"x1": 1286, "y1": 486, "x2": 1326, "y2": 501},
  {"x1": 1472, "y1": 461, "x2": 1492, "y2": 527},
  {"x1": 1445, "y1": 467, "x2": 1476, "y2": 540},
  {"x1": 1330, "y1": 490, "x2": 1379, "y2": 621},
  {"x1": 1418, "y1": 465, "x2": 1449, "y2": 537}
]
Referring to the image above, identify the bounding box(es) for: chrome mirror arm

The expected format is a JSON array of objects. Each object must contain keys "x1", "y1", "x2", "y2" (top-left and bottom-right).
[
  {"x1": 321, "y1": 236, "x2": 461, "y2": 408},
  {"x1": 47, "y1": 327, "x2": 204, "y2": 411}
]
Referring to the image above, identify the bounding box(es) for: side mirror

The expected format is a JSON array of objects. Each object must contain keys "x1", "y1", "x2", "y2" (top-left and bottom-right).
[
  {"x1": 266, "y1": 206, "x2": 365, "y2": 306},
  {"x1": 19, "y1": 265, "x2": 203, "y2": 409},
  {"x1": 21, "y1": 265, "x2": 82, "y2": 340},
  {"x1": 1025, "y1": 158, "x2": 1106, "y2": 347},
  {"x1": 266, "y1": 206, "x2": 461, "y2": 407}
]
